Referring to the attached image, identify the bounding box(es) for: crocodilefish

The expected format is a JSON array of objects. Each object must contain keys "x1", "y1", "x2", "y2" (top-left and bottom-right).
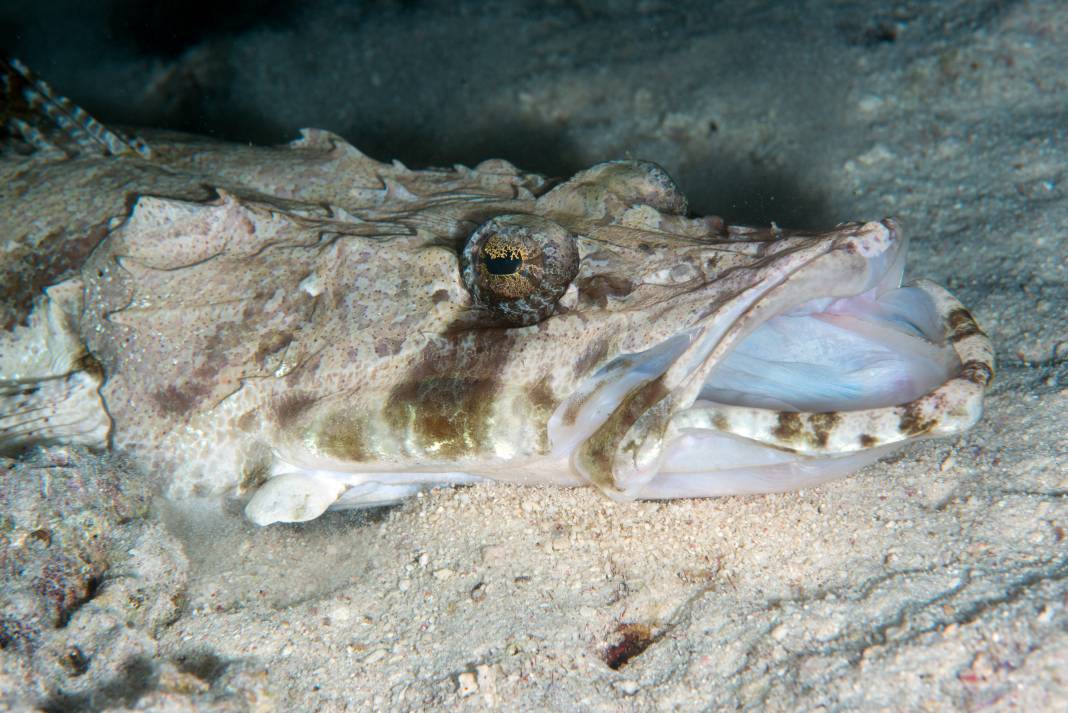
[{"x1": 0, "y1": 59, "x2": 993, "y2": 525}]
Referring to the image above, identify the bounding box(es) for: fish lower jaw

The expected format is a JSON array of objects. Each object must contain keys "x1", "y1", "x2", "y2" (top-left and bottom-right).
[
  {"x1": 557, "y1": 239, "x2": 991, "y2": 497},
  {"x1": 628, "y1": 439, "x2": 908, "y2": 500},
  {"x1": 600, "y1": 278, "x2": 993, "y2": 500}
]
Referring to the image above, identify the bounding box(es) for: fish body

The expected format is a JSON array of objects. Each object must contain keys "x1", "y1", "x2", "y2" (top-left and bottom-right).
[{"x1": 0, "y1": 60, "x2": 993, "y2": 524}]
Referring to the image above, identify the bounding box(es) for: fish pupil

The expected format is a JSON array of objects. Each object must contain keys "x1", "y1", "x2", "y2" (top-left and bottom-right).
[{"x1": 484, "y1": 255, "x2": 522, "y2": 275}]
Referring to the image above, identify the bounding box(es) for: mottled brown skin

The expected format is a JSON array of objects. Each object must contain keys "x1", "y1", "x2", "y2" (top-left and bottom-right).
[
  {"x1": 573, "y1": 338, "x2": 612, "y2": 377},
  {"x1": 2, "y1": 117, "x2": 994, "y2": 506},
  {"x1": 7, "y1": 135, "x2": 758, "y2": 496},
  {"x1": 269, "y1": 392, "x2": 319, "y2": 431},
  {"x1": 0, "y1": 61, "x2": 998, "y2": 521}
]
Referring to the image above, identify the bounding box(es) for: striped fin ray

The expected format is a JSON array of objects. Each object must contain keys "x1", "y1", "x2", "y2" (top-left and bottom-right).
[{"x1": 1, "y1": 57, "x2": 152, "y2": 158}]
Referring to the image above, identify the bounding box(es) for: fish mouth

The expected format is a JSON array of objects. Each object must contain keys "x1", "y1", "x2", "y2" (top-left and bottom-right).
[{"x1": 550, "y1": 219, "x2": 995, "y2": 499}]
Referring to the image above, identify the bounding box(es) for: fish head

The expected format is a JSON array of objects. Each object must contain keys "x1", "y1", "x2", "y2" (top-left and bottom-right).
[
  {"x1": 0, "y1": 63, "x2": 994, "y2": 523},
  {"x1": 278, "y1": 158, "x2": 992, "y2": 502}
]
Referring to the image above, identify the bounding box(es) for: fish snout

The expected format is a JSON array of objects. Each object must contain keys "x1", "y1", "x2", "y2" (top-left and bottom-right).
[{"x1": 834, "y1": 219, "x2": 899, "y2": 257}]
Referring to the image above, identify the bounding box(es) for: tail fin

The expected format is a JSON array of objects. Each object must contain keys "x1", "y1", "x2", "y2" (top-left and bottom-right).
[{"x1": 1, "y1": 58, "x2": 151, "y2": 158}]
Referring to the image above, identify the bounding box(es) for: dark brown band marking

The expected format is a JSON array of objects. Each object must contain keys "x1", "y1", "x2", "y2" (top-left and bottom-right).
[
  {"x1": 772, "y1": 412, "x2": 804, "y2": 443},
  {"x1": 385, "y1": 378, "x2": 498, "y2": 459},
  {"x1": 270, "y1": 391, "x2": 318, "y2": 430},
  {"x1": 773, "y1": 411, "x2": 841, "y2": 449},
  {"x1": 898, "y1": 402, "x2": 938, "y2": 436},
  {"x1": 947, "y1": 307, "x2": 984, "y2": 343},
  {"x1": 525, "y1": 377, "x2": 557, "y2": 453},
  {"x1": 312, "y1": 412, "x2": 371, "y2": 462},
  {"x1": 807, "y1": 412, "x2": 842, "y2": 448},
  {"x1": 577, "y1": 378, "x2": 670, "y2": 489},
  {"x1": 383, "y1": 327, "x2": 518, "y2": 459},
  {"x1": 959, "y1": 359, "x2": 994, "y2": 386},
  {"x1": 577, "y1": 274, "x2": 634, "y2": 307}
]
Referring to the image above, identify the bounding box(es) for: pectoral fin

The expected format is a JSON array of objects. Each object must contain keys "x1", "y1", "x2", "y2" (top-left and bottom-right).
[
  {"x1": 244, "y1": 473, "x2": 347, "y2": 526},
  {"x1": 0, "y1": 280, "x2": 110, "y2": 452}
]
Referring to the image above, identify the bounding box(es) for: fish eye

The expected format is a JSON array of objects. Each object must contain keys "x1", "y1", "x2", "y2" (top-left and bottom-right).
[
  {"x1": 461, "y1": 214, "x2": 579, "y2": 325},
  {"x1": 483, "y1": 250, "x2": 522, "y2": 276}
]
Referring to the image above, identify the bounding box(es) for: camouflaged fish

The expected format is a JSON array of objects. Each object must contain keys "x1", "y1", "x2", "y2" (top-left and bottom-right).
[{"x1": 0, "y1": 59, "x2": 994, "y2": 525}]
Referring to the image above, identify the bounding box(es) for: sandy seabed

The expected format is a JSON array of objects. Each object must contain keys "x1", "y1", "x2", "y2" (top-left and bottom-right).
[{"x1": 2, "y1": 0, "x2": 1066, "y2": 710}]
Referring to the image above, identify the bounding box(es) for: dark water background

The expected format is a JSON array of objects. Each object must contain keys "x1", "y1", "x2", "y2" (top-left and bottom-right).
[{"x1": 1, "y1": 0, "x2": 1014, "y2": 226}]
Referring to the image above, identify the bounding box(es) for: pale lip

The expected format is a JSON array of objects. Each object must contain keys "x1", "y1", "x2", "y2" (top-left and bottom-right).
[{"x1": 550, "y1": 220, "x2": 995, "y2": 499}]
